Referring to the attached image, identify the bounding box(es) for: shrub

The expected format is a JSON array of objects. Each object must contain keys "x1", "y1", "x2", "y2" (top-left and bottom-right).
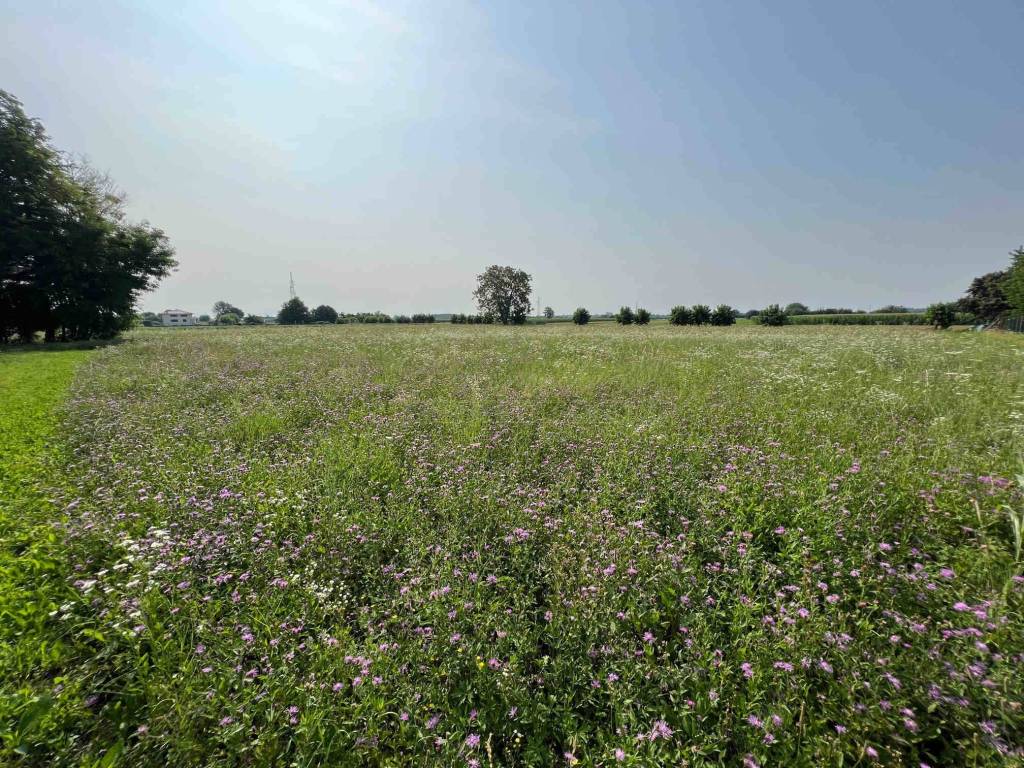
[
  {"x1": 669, "y1": 306, "x2": 692, "y2": 325},
  {"x1": 395, "y1": 315, "x2": 411, "y2": 324},
  {"x1": 616, "y1": 306, "x2": 635, "y2": 325},
  {"x1": 218, "y1": 312, "x2": 240, "y2": 325},
  {"x1": 711, "y1": 304, "x2": 736, "y2": 326},
  {"x1": 758, "y1": 304, "x2": 789, "y2": 326},
  {"x1": 925, "y1": 302, "x2": 957, "y2": 329},
  {"x1": 635, "y1": 308, "x2": 651, "y2": 325},
  {"x1": 691, "y1": 304, "x2": 712, "y2": 325},
  {"x1": 572, "y1": 307, "x2": 590, "y2": 325},
  {"x1": 411, "y1": 314, "x2": 435, "y2": 324},
  {"x1": 243, "y1": 314, "x2": 264, "y2": 325},
  {"x1": 784, "y1": 302, "x2": 810, "y2": 315}
]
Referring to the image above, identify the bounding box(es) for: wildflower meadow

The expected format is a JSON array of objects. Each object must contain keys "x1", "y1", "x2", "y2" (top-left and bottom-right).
[{"x1": 2, "y1": 324, "x2": 1023, "y2": 767}]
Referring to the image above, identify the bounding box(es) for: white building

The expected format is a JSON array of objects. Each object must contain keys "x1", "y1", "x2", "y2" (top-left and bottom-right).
[{"x1": 160, "y1": 309, "x2": 195, "y2": 326}]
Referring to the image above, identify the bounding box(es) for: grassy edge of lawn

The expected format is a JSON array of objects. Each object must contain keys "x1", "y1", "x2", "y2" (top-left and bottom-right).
[{"x1": 0, "y1": 349, "x2": 101, "y2": 762}]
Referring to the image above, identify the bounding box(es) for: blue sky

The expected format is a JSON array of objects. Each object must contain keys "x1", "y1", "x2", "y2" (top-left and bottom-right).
[{"x1": 2, "y1": 0, "x2": 1021, "y2": 315}]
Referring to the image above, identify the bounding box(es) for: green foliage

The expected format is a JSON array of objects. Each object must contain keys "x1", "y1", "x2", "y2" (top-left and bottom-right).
[
  {"x1": 473, "y1": 266, "x2": 532, "y2": 325},
  {"x1": 784, "y1": 302, "x2": 810, "y2": 315},
  {"x1": 690, "y1": 304, "x2": 712, "y2": 325},
  {"x1": 635, "y1": 307, "x2": 651, "y2": 325},
  {"x1": 669, "y1": 305, "x2": 692, "y2": 326},
  {"x1": 277, "y1": 297, "x2": 310, "y2": 325},
  {"x1": 395, "y1": 315, "x2": 411, "y2": 324},
  {"x1": 543, "y1": 307, "x2": 554, "y2": 319},
  {"x1": 572, "y1": 307, "x2": 590, "y2": 325},
  {"x1": 925, "y1": 302, "x2": 958, "y2": 329},
  {"x1": 0, "y1": 91, "x2": 176, "y2": 343},
  {"x1": 1005, "y1": 247, "x2": 1024, "y2": 317},
  {"x1": 198, "y1": 314, "x2": 211, "y2": 323},
  {"x1": 410, "y1": 313, "x2": 435, "y2": 324},
  {"x1": 218, "y1": 312, "x2": 240, "y2": 325},
  {"x1": 311, "y1": 305, "x2": 338, "y2": 323},
  {"x1": 243, "y1": 314, "x2": 264, "y2": 325},
  {"x1": 758, "y1": 304, "x2": 790, "y2": 326},
  {"x1": 213, "y1": 301, "x2": 244, "y2": 322},
  {"x1": 789, "y1": 313, "x2": 929, "y2": 326},
  {"x1": 616, "y1": 306, "x2": 635, "y2": 325},
  {"x1": 711, "y1": 304, "x2": 737, "y2": 326}
]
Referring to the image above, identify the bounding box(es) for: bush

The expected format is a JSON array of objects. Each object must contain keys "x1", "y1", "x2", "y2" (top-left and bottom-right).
[
  {"x1": 691, "y1": 304, "x2": 712, "y2": 325},
  {"x1": 789, "y1": 313, "x2": 929, "y2": 326},
  {"x1": 616, "y1": 306, "x2": 635, "y2": 325},
  {"x1": 572, "y1": 307, "x2": 590, "y2": 325},
  {"x1": 635, "y1": 308, "x2": 651, "y2": 325},
  {"x1": 411, "y1": 314, "x2": 435, "y2": 324},
  {"x1": 711, "y1": 304, "x2": 736, "y2": 326},
  {"x1": 758, "y1": 304, "x2": 789, "y2": 326},
  {"x1": 243, "y1": 314, "x2": 264, "y2": 325},
  {"x1": 394, "y1": 315, "x2": 411, "y2": 324},
  {"x1": 218, "y1": 312, "x2": 240, "y2": 325},
  {"x1": 925, "y1": 302, "x2": 958, "y2": 329},
  {"x1": 669, "y1": 306, "x2": 692, "y2": 325}
]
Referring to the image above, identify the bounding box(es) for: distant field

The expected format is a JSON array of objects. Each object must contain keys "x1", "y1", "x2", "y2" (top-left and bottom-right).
[{"x1": 4, "y1": 325, "x2": 1023, "y2": 767}]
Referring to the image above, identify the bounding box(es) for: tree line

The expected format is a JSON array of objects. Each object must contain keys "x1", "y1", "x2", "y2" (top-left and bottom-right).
[{"x1": 1, "y1": 91, "x2": 175, "y2": 343}]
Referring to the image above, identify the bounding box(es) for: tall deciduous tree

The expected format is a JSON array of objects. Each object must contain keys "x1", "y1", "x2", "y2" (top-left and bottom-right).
[
  {"x1": 213, "y1": 301, "x2": 245, "y2": 321},
  {"x1": 311, "y1": 304, "x2": 338, "y2": 323},
  {"x1": 957, "y1": 271, "x2": 1008, "y2": 324},
  {"x1": 1005, "y1": 247, "x2": 1024, "y2": 317},
  {"x1": 1, "y1": 90, "x2": 175, "y2": 342},
  {"x1": 472, "y1": 266, "x2": 532, "y2": 325}
]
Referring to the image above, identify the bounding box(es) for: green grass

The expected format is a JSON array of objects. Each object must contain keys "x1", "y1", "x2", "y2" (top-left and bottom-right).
[
  {"x1": 0, "y1": 349, "x2": 94, "y2": 761},
  {"x1": 3, "y1": 325, "x2": 1024, "y2": 766}
]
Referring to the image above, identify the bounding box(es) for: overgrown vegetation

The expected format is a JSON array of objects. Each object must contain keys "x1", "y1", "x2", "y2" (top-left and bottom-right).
[{"x1": 4, "y1": 325, "x2": 1023, "y2": 766}]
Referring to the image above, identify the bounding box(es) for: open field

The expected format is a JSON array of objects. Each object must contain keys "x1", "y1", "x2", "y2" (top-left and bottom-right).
[{"x1": 3, "y1": 326, "x2": 1024, "y2": 767}]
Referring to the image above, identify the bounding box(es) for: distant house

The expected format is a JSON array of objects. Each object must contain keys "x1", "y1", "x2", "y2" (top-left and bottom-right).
[{"x1": 160, "y1": 309, "x2": 195, "y2": 326}]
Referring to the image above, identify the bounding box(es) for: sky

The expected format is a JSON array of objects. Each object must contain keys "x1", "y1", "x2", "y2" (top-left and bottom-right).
[{"x1": 2, "y1": 0, "x2": 1022, "y2": 316}]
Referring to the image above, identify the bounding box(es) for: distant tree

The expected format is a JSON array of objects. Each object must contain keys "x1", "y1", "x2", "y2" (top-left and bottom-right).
[
  {"x1": 311, "y1": 304, "x2": 338, "y2": 323},
  {"x1": 669, "y1": 305, "x2": 692, "y2": 326},
  {"x1": 742, "y1": 309, "x2": 760, "y2": 319},
  {"x1": 395, "y1": 315, "x2": 411, "y2": 324},
  {"x1": 543, "y1": 306, "x2": 554, "y2": 319},
  {"x1": 213, "y1": 301, "x2": 245, "y2": 322},
  {"x1": 473, "y1": 265, "x2": 532, "y2": 325},
  {"x1": 785, "y1": 302, "x2": 810, "y2": 315},
  {"x1": 956, "y1": 271, "x2": 1008, "y2": 324},
  {"x1": 140, "y1": 311, "x2": 160, "y2": 327},
  {"x1": 1001, "y1": 247, "x2": 1024, "y2": 317},
  {"x1": 759, "y1": 304, "x2": 790, "y2": 326},
  {"x1": 198, "y1": 314, "x2": 211, "y2": 323},
  {"x1": 242, "y1": 314, "x2": 263, "y2": 325},
  {"x1": 711, "y1": 304, "x2": 737, "y2": 326},
  {"x1": 635, "y1": 308, "x2": 651, "y2": 325},
  {"x1": 616, "y1": 306, "x2": 635, "y2": 325},
  {"x1": 411, "y1": 313, "x2": 435, "y2": 324},
  {"x1": 924, "y1": 302, "x2": 957, "y2": 329},
  {"x1": 572, "y1": 307, "x2": 590, "y2": 325},
  {"x1": 0, "y1": 90, "x2": 176, "y2": 343},
  {"x1": 876, "y1": 305, "x2": 910, "y2": 314},
  {"x1": 218, "y1": 312, "x2": 240, "y2": 325},
  {"x1": 691, "y1": 304, "x2": 712, "y2": 325},
  {"x1": 277, "y1": 297, "x2": 310, "y2": 325}
]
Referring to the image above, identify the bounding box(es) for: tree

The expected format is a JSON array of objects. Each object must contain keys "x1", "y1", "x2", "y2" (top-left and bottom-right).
[
  {"x1": 1, "y1": 91, "x2": 176, "y2": 343},
  {"x1": 243, "y1": 314, "x2": 264, "y2": 325},
  {"x1": 616, "y1": 306, "x2": 635, "y2": 325},
  {"x1": 925, "y1": 302, "x2": 957, "y2": 329},
  {"x1": 669, "y1": 306, "x2": 692, "y2": 325},
  {"x1": 876, "y1": 305, "x2": 910, "y2": 314},
  {"x1": 759, "y1": 304, "x2": 789, "y2": 326},
  {"x1": 635, "y1": 308, "x2": 651, "y2": 325},
  {"x1": 1002, "y1": 247, "x2": 1024, "y2": 317},
  {"x1": 473, "y1": 266, "x2": 532, "y2": 325},
  {"x1": 572, "y1": 307, "x2": 590, "y2": 325},
  {"x1": 543, "y1": 306, "x2": 554, "y2": 319},
  {"x1": 198, "y1": 314, "x2": 211, "y2": 323},
  {"x1": 311, "y1": 304, "x2": 338, "y2": 323},
  {"x1": 277, "y1": 297, "x2": 310, "y2": 325},
  {"x1": 218, "y1": 312, "x2": 240, "y2": 325},
  {"x1": 691, "y1": 304, "x2": 712, "y2": 325},
  {"x1": 711, "y1": 304, "x2": 737, "y2": 326},
  {"x1": 785, "y1": 302, "x2": 809, "y2": 315},
  {"x1": 957, "y1": 271, "x2": 1008, "y2": 324},
  {"x1": 213, "y1": 301, "x2": 244, "y2": 322}
]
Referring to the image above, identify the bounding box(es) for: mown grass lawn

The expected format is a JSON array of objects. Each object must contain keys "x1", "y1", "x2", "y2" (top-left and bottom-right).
[{"x1": 3, "y1": 326, "x2": 1024, "y2": 767}]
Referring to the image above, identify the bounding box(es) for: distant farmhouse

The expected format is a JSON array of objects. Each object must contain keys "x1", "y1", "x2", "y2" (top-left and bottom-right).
[{"x1": 160, "y1": 309, "x2": 195, "y2": 326}]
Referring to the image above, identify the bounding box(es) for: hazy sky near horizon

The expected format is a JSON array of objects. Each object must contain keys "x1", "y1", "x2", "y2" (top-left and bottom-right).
[{"x1": 3, "y1": 0, "x2": 1022, "y2": 315}]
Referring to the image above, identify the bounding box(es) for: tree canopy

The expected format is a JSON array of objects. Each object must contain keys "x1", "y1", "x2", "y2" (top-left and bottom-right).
[
  {"x1": 213, "y1": 301, "x2": 245, "y2": 321},
  {"x1": 1005, "y1": 247, "x2": 1024, "y2": 318},
  {"x1": 957, "y1": 271, "x2": 1009, "y2": 324},
  {"x1": 311, "y1": 304, "x2": 338, "y2": 323},
  {"x1": 1, "y1": 90, "x2": 175, "y2": 342},
  {"x1": 472, "y1": 266, "x2": 532, "y2": 325},
  {"x1": 277, "y1": 297, "x2": 310, "y2": 325}
]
